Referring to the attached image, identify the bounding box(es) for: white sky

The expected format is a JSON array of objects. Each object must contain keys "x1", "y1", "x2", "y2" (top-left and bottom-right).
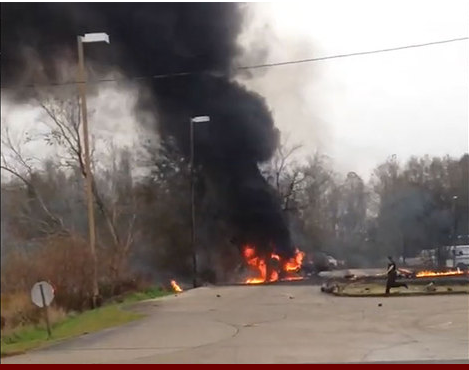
[{"x1": 241, "y1": 0, "x2": 469, "y2": 178}]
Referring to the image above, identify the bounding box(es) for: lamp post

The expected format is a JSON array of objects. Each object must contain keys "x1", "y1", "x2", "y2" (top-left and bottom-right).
[
  {"x1": 77, "y1": 32, "x2": 110, "y2": 308},
  {"x1": 190, "y1": 116, "x2": 210, "y2": 288},
  {"x1": 452, "y1": 195, "x2": 458, "y2": 268}
]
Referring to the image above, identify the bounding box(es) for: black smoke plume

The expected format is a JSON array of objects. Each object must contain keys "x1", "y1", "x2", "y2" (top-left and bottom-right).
[{"x1": 1, "y1": 3, "x2": 293, "y2": 258}]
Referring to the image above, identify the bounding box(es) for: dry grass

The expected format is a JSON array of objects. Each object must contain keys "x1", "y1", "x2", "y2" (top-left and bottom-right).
[
  {"x1": 1, "y1": 235, "x2": 94, "y2": 311},
  {"x1": 1, "y1": 292, "x2": 67, "y2": 334},
  {"x1": 1, "y1": 233, "x2": 151, "y2": 334}
]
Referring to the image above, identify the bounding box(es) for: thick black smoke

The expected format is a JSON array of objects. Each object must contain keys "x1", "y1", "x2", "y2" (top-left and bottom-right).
[{"x1": 1, "y1": 3, "x2": 293, "y2": 258}]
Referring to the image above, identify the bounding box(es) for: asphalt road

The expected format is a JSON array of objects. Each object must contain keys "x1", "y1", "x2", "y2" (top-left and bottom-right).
[{"x1": 3, "y1": 284, "x2": 468, "y2": 364}]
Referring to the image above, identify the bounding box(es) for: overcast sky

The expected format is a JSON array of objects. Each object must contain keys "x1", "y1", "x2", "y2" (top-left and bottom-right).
[
  {"x1": 1, "y1": 1, "x2": 468, "y2": 181},
  {"x1": 241, "y1": 0, "x2": 468, "y2": 178}
]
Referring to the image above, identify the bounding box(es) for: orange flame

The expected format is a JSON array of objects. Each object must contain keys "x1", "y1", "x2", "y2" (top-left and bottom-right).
[
  {"x1": 243, "y1": 245, "x2": 305, "y2": 284},
  {"x1": 243, "y1": 245, "x2": 278, "y2": 284},
  {"x1": 283, "y1": 249, "x2": 305, "y2": 272},
  {"x1": 281, "y1": 276, "x2": 304, "y2": 281},
  {"x1": 245, "y1": 277, "x2": 266, "y2": 284},
  {"x1": 170, "y1": 280, "x2": 183, "y2": 292},
  {"x1": 416, "y1": 269, "x2": 466, "y2": 278}
]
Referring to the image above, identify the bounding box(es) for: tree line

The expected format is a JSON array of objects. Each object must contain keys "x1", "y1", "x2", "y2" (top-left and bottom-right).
[{"x1": 1, "y1": 94, "x2": 468, "y2": 311}]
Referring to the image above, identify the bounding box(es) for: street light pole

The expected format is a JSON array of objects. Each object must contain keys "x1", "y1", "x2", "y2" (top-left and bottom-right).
[
  {"x1": 189, "y1": 116, "x2": 210, "y2": 288},
  {"x1": 452, "y1": 195, "x2": 458, "y2": 268},
  {"x1": 190, "y1": 118, "x2": 196, "y2": 288},
  {"x1": 76, "y1": 33, "x2": 110, "y2": 308}
]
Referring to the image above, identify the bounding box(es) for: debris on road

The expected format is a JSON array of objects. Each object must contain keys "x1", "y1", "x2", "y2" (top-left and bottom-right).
[{"x1": 425, "y1": 282, "x2": 436, "y2": 292}]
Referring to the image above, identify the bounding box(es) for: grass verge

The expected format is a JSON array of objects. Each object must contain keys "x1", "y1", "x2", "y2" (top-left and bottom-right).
[{"x1": 1, "y1": 287, "x2": 171, "y2": 357}]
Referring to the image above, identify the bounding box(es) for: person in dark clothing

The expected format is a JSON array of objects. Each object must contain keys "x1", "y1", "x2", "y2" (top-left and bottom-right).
[{"x1": 385, "y1": 256, "x2": 408, "y2": 294}]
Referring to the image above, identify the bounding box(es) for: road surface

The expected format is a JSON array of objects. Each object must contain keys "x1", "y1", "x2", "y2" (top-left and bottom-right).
[{"x1": 3, "y1": 284, "x2": 468, "y2": 363}]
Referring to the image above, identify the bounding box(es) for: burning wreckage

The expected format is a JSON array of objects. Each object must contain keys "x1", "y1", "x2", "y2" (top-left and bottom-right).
[
  {"x1": 320, "y1": 267, "x2": 469, "y2": 294},
  {"x1": 242, "y1": 245, "x2": 306, "y2": 284}
]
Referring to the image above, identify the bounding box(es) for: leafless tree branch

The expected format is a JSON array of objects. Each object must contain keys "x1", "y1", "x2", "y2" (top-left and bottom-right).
[{"x1": 1, "y1": 165, "x2": 67, "y2": 232}]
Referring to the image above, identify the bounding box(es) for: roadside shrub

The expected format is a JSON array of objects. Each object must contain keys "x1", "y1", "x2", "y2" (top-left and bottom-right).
[
  {"x1": 1, "y1": 235, "x2": 94, "y2": 311},
  {"x1": 0, "y1": 292, "x2": 66, "y2": 333}
]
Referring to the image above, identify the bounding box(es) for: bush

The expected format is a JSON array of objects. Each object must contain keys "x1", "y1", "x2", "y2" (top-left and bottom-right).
[
  {"x1": 1, "y1": 235, "x2": 95, "y2": 312},
  {"x1": 1, "y1": 231, "x2": 160, "y2": 333},
  {"x1": 0, "y1": 292, "x2": 66, "y2": 332}
]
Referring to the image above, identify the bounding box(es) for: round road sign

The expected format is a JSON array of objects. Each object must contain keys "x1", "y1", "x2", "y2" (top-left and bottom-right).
[{"x1": 31, "y1": 281, "x2": 55, "y2": 307}]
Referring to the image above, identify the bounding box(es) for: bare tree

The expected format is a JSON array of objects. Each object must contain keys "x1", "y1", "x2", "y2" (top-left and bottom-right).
[
  {"x1": 262, "y1": 136, "x2": 306, "y2": 212},
  {"x1": 98, "y1": 145, "x2": 139, "y2": 286},
  {"x1": 39, "y1": 93, "x2": 142, "y2": 288},
  {"x1": 1, "y1": 123, "x2": 67, "y2": 235},
  {"x1": 3, "y1": 92, "x2": 139, "y2": 291}
]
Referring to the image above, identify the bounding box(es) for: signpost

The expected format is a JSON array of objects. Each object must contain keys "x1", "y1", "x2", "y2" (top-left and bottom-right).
[{"x1": 31, "y1": 281, "x2": 55, "y2": 338}]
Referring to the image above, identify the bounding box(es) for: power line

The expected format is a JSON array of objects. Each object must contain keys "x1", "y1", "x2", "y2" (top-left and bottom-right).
[
  {"x1": 237, "y1": 36, "x2": 469, "y2": 70},
  {"x1": 1, "y1": 36, "x2": 467, "y2": 90}
]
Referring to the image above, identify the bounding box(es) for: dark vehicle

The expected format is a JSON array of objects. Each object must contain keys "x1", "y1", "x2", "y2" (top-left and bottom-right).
[{"x1": 310, "y1": 252, "x2": 341, "y2": 272}]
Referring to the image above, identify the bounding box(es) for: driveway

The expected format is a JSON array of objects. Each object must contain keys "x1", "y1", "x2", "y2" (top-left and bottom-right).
[{"x1": 3, "y1": 284, "x2": 468, "y2": 363}]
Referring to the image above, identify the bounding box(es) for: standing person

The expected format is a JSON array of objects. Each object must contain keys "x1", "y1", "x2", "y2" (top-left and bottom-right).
[{"x1": 385, "y1": 256, "x2": 408, "y2": 294}]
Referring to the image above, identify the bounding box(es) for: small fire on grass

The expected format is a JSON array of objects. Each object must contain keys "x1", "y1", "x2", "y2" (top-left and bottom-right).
[
  {"x1": 415, "y1": 268, "x2": 467, "y2": 278},
  {"x1": 170, "y1": 279, "x2": 183, "y2": 292},
  {"x1": 243, "y1": 245, "x2": 305, "y2": 284}
]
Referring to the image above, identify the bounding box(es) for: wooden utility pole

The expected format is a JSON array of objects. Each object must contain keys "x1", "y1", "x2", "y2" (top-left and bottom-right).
[{"x1": 77, "y1": 36, "x2": 99, "y2": 307}]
